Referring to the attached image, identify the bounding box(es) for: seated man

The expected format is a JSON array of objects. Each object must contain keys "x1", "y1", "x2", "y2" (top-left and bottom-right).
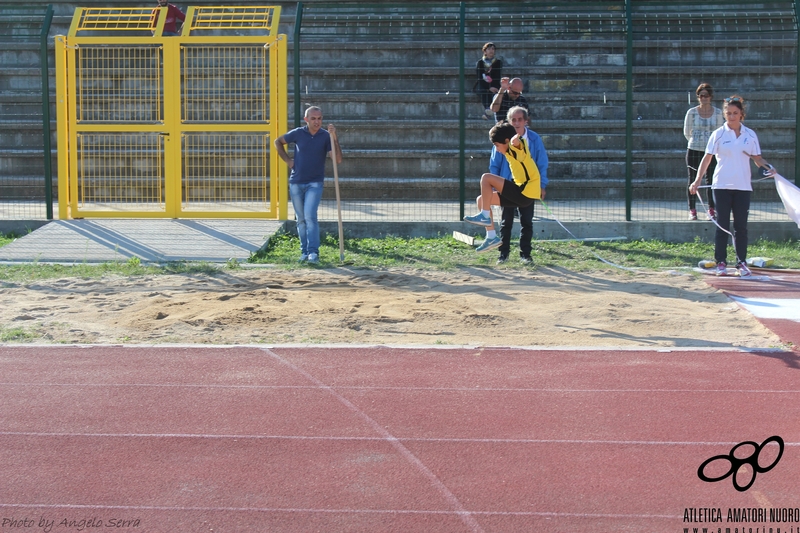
[{"x1": 490, "y1": 77, "x2": 529, "y2": 123}]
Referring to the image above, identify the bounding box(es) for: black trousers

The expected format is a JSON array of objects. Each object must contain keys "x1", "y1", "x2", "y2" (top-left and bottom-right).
[
  {"x1": 712, "y1": 189, "x2": 750, "y2": 265},
  {"x1": 476, "y1": 80, "x2": 494, "y2": 109},
  {"x1": 499, "y1": 202, "x2": 535, "y2": 258},
  {"x1": 686, "y1": 149, "x2": 716, "y2": 210}
]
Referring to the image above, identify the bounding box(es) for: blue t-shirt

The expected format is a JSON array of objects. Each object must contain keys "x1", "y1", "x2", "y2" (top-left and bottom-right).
[{"x1": 283, "y1": 126, "x2": 332, "y2": 184}]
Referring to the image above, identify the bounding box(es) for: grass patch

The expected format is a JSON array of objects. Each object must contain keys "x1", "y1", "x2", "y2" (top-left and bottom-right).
[
  {"x1": 0, "y1": 256, "x2": 219, "y2": 284},
  {"x1": 0, "y1": 325, "x2": 37, "y2": 342},
  {"x1": 2, "y1": 231, "x2": 799, "y2": 279},
  {"x1": 250, "y1": 233, "x2": 800, "y2": 271}
]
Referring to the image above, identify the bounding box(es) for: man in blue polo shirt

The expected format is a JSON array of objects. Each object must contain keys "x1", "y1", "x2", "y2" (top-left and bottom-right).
[
  {"x1": 274, "y1": 106, "x2": 343, "y2": 263},
  {"x1": 489, "y1": 105, "x2": 548, "y2": 264}
]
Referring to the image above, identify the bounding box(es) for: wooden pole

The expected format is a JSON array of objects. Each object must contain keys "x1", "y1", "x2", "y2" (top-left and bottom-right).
[{"x1": 331, "y1": 131, "x2": 344, "y2": 262}]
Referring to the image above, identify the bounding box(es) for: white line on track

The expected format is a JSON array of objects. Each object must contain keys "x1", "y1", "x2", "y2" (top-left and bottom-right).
[
  {"x1": 1, "y1": 431, "x2": 797, "y2": 447},
  {"x1": 2, "y1": 382, "x2": 799, "y2": 393},
  {"x1": 0, "y1": 343, "x2": 790, "y2": 351},
  {"x1": 259, "y1": 347, "x2": 487, "y2": 533},
  {"x1": 0, "y1": 502, "x2": 680, "y2": 520}
]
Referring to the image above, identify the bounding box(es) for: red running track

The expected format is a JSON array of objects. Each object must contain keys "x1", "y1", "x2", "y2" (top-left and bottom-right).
[{"x1": 1, "y1": 345, "x2": 800, "y2": 532}]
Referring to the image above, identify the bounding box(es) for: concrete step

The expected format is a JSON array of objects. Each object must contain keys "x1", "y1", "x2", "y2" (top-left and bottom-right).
[
  {"x1": 0, "y1": 121, "x2": 54, "y2": 148},
  {"x1": 0, "y1": 149, "x2": 55, "y2": 176},
  {"x1": 0, "y1": 176, "x2": 54, "y2": 199},
  {"x1": 634, "y1": 119, "x2": 796, "y2": 149},
  {"x1": 0, "y1": 45, "x2": 48, "y2": 68},
  {"x1": 333, "y1": 120, "x2": 637, "y2": 151},
  {"x1": 0, "y1": 67, "x2": 53, "y2": 92},
  {"x1": 0, "y1": 92, "x2": 52, "y2": 119}
]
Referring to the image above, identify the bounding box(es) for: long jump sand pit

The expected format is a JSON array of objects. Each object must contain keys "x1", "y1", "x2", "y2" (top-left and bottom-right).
[{"x1": 0, "y1": 266, "x2": 783, "y2": 348}]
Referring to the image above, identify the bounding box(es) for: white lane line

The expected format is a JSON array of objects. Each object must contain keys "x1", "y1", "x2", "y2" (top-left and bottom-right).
[
  {"x1": 2, "y1": 431, "x2": 798, "y2": 447},
  {"x1": 259, "y1": 347, "x2": 486, "y2": 533},
  {"x1": 1, "y1": 383, "x2": 799, "y2": 393},
  {"x1": 0, "y1": 502, "x2": 679, "y2": 519}
]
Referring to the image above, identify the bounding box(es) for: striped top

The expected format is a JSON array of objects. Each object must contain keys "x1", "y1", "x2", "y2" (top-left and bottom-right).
[{"x1": 684, "y1": 106, "x2": 724, "y2": 151}]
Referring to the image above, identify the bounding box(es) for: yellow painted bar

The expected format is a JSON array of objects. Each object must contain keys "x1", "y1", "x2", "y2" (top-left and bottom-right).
[
  {"x1": 272, "y1": 34, "x2": 288, "y2": 219},
  {"x1": 67, "y1": 41, "x2": 80, "y2": 215},
  {"x1": 163, "y1": 39, "x2": 181, "y2": 217},
  {"x1": 54, "y1": 35, "x2": 70, "y2": 220}
]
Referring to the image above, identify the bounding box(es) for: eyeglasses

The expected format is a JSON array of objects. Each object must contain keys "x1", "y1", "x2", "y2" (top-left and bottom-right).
[
  {"x1": 697, "y1": 93, "x2": 711, "y2": 98},
  {"x1": 725, "y1": 97, "x2": 743, "y2": 103},
  {"x1": 508, "y1": 90, "x2": 522, "y2": 96}
]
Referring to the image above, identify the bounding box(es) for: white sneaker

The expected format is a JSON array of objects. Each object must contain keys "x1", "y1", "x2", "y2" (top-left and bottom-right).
[
  {"x1": 308, "y1": 253, "x2": 319, "y2": 264},
  {"x1": 736, "y1": 261, "x2": 752, "y2": 277}
]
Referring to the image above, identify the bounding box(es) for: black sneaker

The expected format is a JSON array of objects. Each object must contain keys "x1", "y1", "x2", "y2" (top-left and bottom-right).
[
  {"x1": 496, "y1": 255, "x2": 508, "y2": 265},
  {"x1": 520, "y1": 256, "x2": 533, "y2": 264}
]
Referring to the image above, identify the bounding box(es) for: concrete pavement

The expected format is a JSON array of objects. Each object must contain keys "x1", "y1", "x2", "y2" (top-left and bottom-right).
[{"x1": 0, "y1": 219, "x2": 286, "y2": 264}]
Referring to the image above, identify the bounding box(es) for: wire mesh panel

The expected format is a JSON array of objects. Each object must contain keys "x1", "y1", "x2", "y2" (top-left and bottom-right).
[
  {"x1": 0, "y1": 4, "x2": 53, "y2": 221},
  {"x1": 295, "y1": 2, "x2": 633, "y2": 222},
  {"x1": 464, "y1": 1, "x2": 628, "y2": 223},
  {"x1": 75, "y1": 132, "x2": 164, "y2": 210},
  {"x1": 77, "y1": 45, "x2": 162, "y2": 123},
  {"x1": 182, "y1": 45, "x2": 267, "y2": 123},
  {"x1": 182, "y1": 132, "x2": 270, "y2": 211},
  {"x1": 295, "y1": 3, "x2": 463, "y2": 222},
  {"x1": 73, "y1": 7, "x2": 156, "y2": 33},
  {"x1": 188, "y1": 6, "x2": 280, "y2": 32},
  {"x1": 294, "y1": 1, "x2": 798, "y2": 224},
  {"x1": 629, "y1": 0, "x2": 797, "y2": 222}
]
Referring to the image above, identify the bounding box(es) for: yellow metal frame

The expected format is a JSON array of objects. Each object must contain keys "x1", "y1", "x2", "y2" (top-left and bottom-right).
[{"x1": 55, "y1": 6, "x2": 287, "y2": 219}]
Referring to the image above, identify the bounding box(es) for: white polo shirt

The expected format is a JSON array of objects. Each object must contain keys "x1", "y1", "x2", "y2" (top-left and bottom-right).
[{"x1": 705, "y1": 123, "x2": 761, "y2": 191}]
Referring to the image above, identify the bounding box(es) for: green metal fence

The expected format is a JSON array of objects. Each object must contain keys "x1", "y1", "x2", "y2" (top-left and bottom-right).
[
  {"x1": 0, "y1": 4, "x2": 54, "y2": 221},
  {"x1": 291, "y1": 0, "x2": 799, "y2": 223},
  {"x1": 1, "y1": 1, "x2": 798, "y2": 225}
]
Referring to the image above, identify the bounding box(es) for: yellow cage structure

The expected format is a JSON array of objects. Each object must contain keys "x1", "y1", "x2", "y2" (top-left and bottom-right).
[{"x1": 55, "y1": 6, "x2": 288, "y2": 219}]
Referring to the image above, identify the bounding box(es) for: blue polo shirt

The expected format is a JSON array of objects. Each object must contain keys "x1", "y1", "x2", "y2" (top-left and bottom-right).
[{"x1": 283, "y1": 126, "x2": 332, "y2": 184}]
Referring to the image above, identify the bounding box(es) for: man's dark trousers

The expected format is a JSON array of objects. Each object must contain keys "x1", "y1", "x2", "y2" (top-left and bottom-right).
[{"x1": 499, "y1": 202, "x2": 534, "y2": 259}]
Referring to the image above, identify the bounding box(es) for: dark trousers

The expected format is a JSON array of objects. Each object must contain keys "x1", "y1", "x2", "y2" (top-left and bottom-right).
[
  {"x1": 476, "y1": 81, "x2": 494, "y2": 109},
  {"x1": 712, "y1": 189, "x2": 750, "y2": 265},
  {"x1": 686, "y1": 149, "x2": 716, "y2": 210},
  {"x1": 499, "y1": 202, "x2": 535, "y2": 258}
]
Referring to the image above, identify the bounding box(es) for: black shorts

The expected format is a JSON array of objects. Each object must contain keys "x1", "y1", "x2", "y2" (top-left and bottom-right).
[{"x1": 498, "y1": 181, "x2": 535, "y2": 208}]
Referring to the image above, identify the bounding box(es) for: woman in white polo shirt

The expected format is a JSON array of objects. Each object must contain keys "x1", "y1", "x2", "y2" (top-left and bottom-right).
[{"x1": 689, "y1": 95, "x2": 776, "y2": 277}]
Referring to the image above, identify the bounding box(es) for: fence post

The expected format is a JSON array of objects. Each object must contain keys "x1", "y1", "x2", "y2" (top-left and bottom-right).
[
  {"x1": 294, "y1": 2, "x2": 303, "y2": 129},
  {"x1": 459, "y1": 2, "x2": 466, "y2": 220},
  {"x1": 40, "y1": 5, "x2": 54, "y2": 220},
  {"x1": 624, "y1": 0, "x2": 633, "y2": 221},
  {"x1": 795, "y1": 0, "x2": 800, "y2": 185}
]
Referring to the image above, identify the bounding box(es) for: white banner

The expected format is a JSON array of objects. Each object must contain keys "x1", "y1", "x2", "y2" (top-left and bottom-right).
[{"x1": 774, "y1": 174, "x2": 800, "y2": 229}]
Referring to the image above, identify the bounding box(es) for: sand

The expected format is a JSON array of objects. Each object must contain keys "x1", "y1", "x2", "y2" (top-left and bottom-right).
[{"x1": 0, "y1": 266, "x2": 782, "y2": 348}]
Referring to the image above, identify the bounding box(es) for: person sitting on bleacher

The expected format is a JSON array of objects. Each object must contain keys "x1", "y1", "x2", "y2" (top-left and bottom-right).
[{"x1": 151, "y1": 0, "x2": 185, "y2": 36}]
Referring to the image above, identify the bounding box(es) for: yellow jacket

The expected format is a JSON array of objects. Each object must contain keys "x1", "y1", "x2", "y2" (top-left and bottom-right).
[{"x1": 505, "y1": 137, "x2": 541, "y2": 199}]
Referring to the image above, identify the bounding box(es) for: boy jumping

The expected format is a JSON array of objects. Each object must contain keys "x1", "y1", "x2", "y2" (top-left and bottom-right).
[{"x1": 464, "y1": 122, "x2": 542, "y2": 253}]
